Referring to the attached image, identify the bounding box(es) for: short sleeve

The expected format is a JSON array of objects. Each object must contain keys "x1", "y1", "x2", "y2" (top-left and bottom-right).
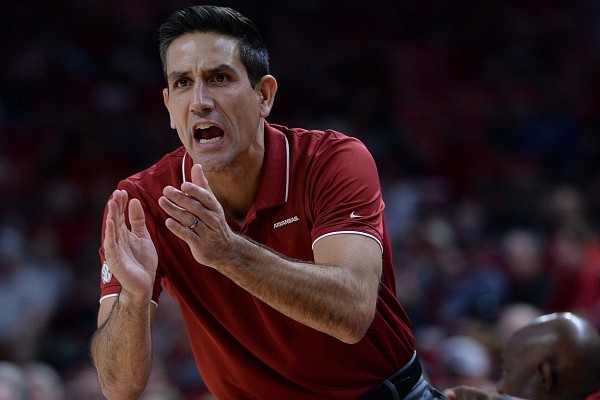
[{"x1": 308, "y1": 133, "x2": 385, "y2": 251}]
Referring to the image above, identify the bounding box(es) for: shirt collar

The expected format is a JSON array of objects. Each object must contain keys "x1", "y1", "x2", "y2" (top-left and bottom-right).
[
  {"x1": 254, "y1": 121, "x2": 289, "y2": 210},
  {"x1": 181, "y1": 121, "x2": 289, "y2": 211}
]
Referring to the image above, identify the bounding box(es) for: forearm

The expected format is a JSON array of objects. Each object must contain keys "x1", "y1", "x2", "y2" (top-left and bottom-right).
[
  {"x1": 217, "y1": 235, "x2": 378, "y2": 343},
  {"x1": 91, "y1": 292, "x2": 153, "y2": 399}
]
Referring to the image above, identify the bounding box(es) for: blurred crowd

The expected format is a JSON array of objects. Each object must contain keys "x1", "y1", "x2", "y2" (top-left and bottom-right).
[{"x1": 1, "y1": 0, "x2": 599, "y2": 398}]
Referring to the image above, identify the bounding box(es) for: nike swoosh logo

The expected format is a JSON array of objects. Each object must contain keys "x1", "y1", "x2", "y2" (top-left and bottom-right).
[{"x1": 350, "y1": 211, "x2": 362, "y2": 218}]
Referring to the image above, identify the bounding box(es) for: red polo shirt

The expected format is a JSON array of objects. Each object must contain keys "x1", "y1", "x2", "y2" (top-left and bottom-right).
[{"x1": 99, "y1": 122, "x2": 415, "y2": 399}]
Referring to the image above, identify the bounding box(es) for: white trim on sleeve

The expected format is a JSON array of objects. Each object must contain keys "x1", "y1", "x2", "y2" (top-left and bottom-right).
[
  {"x1": 99, "y1": 293, "x2": 158, "y2": 308},
  {"x1": 99, "y1": 293, "x2": 118, "y2": 304},
  {"x1": 312, "y1": 231, "x2": 383, "y2": 253}
]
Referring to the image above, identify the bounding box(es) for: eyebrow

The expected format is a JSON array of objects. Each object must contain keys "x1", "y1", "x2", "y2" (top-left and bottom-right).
[
  {"x1": 167, "y1": 64, "x2": 237, "y2": 82},
  {"x1": 167, "y1": 70, "x2": 188, "y2": 83}
]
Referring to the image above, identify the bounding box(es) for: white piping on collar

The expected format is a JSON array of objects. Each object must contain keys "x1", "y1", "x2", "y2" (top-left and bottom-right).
[
  {"x1": 181, "y1": 135, "x2": 289, "y2": 202},
  {"x1": 283, "y1": 134, "x2": 290, "y2": 202},
  {"x1": 182, "y1": 151, "x2": 188, "y2": 183}
]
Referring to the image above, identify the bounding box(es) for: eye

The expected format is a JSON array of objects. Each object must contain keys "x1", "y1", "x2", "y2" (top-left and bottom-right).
[
  {"x1": 210, "y1": 73, "x2": 230, "y2": 84},
  {"x1": 175, "y1": 78, "x2": 191, "y2": 88}
]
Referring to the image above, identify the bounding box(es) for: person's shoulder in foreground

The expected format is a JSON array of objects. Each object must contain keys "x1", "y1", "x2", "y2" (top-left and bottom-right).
[
  {"x1": 443, "y1": 312, "x2": 600, "y2": 400},
  {"x1": 445, "y1": 388, "x2": 600, "y2": 400}
]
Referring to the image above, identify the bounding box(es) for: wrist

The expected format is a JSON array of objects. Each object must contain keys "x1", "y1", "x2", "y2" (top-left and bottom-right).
[{"x1": 118, "y1": 289, "x2": 152, "y2": 307}]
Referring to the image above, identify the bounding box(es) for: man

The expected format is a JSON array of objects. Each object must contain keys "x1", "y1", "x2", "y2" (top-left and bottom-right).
[
  {"x1": 90, "y1": 5, "x2": 444, "y2": 400},
  {"x1": 443, "y1": 312, "x2": 600, "y2": 400}
]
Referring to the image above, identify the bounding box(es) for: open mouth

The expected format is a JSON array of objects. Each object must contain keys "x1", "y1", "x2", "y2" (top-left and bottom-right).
[{"x1": 194, "y1": 123, "x2": 224, "y2": 144}]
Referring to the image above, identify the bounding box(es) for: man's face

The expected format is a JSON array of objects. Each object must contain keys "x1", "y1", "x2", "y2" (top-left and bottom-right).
[
  {"x1": 496, "y1": 340, "x2": 540, "y2": 399},
  {"x1": 163, "y1": 31, "x2": 270, "y2": 172}
]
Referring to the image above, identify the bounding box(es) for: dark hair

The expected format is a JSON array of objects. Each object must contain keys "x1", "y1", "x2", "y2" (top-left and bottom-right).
[{"x1": 158, "y1": 5, "x2": 269, "y2": 88}]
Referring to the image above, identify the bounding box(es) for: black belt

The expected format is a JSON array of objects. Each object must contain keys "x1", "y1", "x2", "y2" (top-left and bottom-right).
[{"x1": 360, "y1": 353, "x2": 423, "y2": 400}]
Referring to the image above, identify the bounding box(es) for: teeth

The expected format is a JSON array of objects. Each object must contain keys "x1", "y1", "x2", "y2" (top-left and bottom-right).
[
  {"x1": 196, "y1": 123, "x2": 213, "y2": 130},
  {"x1": 198, "y1": 136, "x2": 221, "y2": 144}
]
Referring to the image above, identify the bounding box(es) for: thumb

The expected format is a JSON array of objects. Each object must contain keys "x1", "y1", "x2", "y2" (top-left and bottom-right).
[
  {"x1": 190, "y1": 163, "x2": 211, "y2": 191},
  {"x1": 442, "y1": 390, "x2": 456, "y2": 400}
]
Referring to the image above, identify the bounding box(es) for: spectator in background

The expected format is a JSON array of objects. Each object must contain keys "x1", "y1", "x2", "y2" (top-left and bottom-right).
[
  {"x1": 443, "y1": 312, "x2": 600, "y2": 400},
  {"x1": 540, "y1": 185, "x2": 600, "y2": 326},
  {"x1": 62, "y1": 364, "x2": 104, "y2": 400},
  {"x1": 436, "y1": 335, "x2": 495, "y2": 391},
  {"x1": 0, "y1": 361, "x2": 28, "y2": 400},
  {"x1": 545, "y1": 225, "x2": 600, "y2": 328},
  {"x1": 0, "y1": 224, "x2": 68, "y2": 363},
  {"x1": 499, "y1": 229, "x2": 549, "y2": 309},
  {"x1": 140, "y1": 387, "x2": 185, "y2": 400},
  {"x1": 495, "y1": 303, "x2": 542, "y2": 344},
  {"x1": 23, "y1": 361, "x2": 65, "y2": 400}
]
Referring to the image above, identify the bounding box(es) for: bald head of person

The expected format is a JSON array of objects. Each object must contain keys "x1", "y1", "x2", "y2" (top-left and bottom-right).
[
  {"x1": 444, "y1": 312, "x2": 600, "y2": 400},
  {"x1": 497, "y1": 312, "x2": 600, "y2": 400}
]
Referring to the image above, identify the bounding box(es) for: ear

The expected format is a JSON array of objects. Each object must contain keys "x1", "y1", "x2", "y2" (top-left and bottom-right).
[
  {"x1": 538, "y1": 361, "x2": 554, "y2": 392},
  {"x1": 163, "y1": 88, "x2": 175, "y2": 129},
  {"x1": 256, "y1": 75, "x2": 277, "y2": 118}
]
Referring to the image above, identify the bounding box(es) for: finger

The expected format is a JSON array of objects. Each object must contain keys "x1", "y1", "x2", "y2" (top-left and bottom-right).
[
  {"x1": 112, "y1": 189, "x2": 128, "y2": 212},
  {"x1": 182, "y1": 164, "x2": 219, "y2": 209},
  {"x1": 158, "y1": 192, "x2": 197, "y2": 228},
  {"x1": 184, "y1": 165, "x2": 223, "y2": 216},
  {"x1": 162, "y1": 188, "x2": 225, "y2": 234},
  {"x1": 114, "y1": 190, "x2": 131, "y2": 232},
  {"x1": 103, "y1": 202, "x2": 117, "y2": 255},
  {"x1": 180, "y1": 182, "x2": 217, "y2": 212},
  {"x1": 104, "y1": 195, "x2": 121, "y2": 243},
  {"x1": 104, "y1": 190, "x2": 133, "y2": 260},
  {"x1": 165, "y1": 216, "x2": 199, "y2": 240},
  {"x1": 104, "y1": 198, "x2": 124, "y2": 268},
  {"x1": 162, "y1": 185, "x2": 192, "y2": 209},
  {"x1": 128, "y1": 198, "x2": 150, "y2": 238},
  {"x1": 187, "y1": 215, "x2": 200, "y2": 230}
]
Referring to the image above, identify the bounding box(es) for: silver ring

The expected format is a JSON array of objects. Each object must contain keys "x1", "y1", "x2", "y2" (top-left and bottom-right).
[{"x1": 187, "y1": 215, "x2": 200, "y2": 230}]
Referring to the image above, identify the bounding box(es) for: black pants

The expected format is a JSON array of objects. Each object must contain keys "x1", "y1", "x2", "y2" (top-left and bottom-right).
[{"x1": 360, "y1": 353, "x2": 446, "y2": 400}]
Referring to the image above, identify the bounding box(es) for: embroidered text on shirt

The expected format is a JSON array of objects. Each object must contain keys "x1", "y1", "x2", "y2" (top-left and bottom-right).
[{"x1": 274, "y1": 216, "x2": 299, "y2": 229}]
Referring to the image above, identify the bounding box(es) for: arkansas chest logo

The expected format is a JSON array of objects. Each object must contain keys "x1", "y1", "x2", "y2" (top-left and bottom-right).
[
  {"x1": 273, "y1": 215, "x2": 299, "y2": 229},
  {"x1": 101, "y1": 261, "x2": 112, "y2": 284}
]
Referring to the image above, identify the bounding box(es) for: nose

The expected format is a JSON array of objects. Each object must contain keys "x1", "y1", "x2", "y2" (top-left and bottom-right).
[{"x1": 190, "y1": 81, "x2": 213, "y2": 114}]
